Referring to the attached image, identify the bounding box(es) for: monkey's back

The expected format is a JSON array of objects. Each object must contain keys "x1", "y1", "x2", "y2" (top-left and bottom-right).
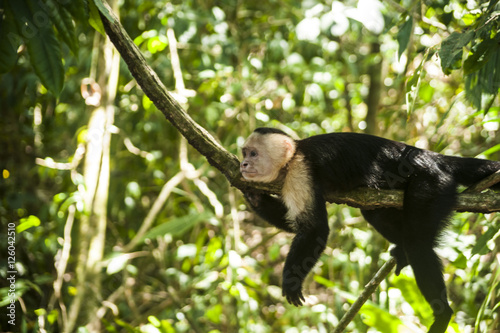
[{"x1": 297, "y1": 132, "x2": 415, "y2": 192}]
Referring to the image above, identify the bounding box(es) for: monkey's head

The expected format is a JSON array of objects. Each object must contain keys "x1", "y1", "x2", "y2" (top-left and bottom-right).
[{"x1": 240, "y1": 128, "x2": 296, "y2": 183}]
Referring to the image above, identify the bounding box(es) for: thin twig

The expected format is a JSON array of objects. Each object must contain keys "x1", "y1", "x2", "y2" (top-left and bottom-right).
[
  {"x1": 463, "y1": 170, "x2": 500, "y2": 193},
  {"x1": 51, "y1": 205, "x2": 75, "y2": 327},
  {"x1": 333, "y1": 257, "x2": 397, "y2": 333},
  {"x1": 122, "y1": 171, "x2": 186, "y2": 252}
]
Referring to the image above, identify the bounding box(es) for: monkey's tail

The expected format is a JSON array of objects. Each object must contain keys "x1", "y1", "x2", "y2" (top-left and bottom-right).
[{"x1": 443, "y1": 156, "x2": 500, "y2": 190}]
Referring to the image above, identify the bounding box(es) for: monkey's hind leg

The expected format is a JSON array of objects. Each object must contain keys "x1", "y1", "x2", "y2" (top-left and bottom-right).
[
  {"x1": 405, "y1": 245, "x2": 452, "y2": 333},
  {"x1": 403, "y1": 173, "x2": 455, "y2": 333},
  {"x1": 361, "y1": 208, "x2": 408, "y2": 275}
]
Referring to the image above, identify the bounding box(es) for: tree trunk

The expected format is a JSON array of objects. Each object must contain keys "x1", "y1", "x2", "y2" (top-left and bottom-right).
[{"x1": 66, "y1": 2, "x2": 119, "y2": 330}]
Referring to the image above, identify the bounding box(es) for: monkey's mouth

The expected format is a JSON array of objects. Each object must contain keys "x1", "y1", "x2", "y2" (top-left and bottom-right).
[{"x1": 241, "y1": 170, "x2": 257, "y2": 179}]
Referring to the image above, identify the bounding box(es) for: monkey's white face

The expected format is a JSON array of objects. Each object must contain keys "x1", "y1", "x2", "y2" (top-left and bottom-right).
[
  {"x1": 240, "y1": 144, "x2": 276, "y2": 182},
  {"x1": 240, "y1": 132, "x2": 296, "y2": 183}
]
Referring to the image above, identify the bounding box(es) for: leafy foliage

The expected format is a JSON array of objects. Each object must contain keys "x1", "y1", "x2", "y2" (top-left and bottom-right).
[
  {"x1": 1, "y1": 0, "x2": 86, "y2": 95},
  {"x1": 437, "y1": 1, "x2": 500, "y2": 110},
  {"x1": 1, "y1": 0, "x2": 499, "y2": 332}
]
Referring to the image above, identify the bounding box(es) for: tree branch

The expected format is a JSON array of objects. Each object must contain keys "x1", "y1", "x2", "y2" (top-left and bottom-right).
[
  {"x1": 325, "y1": 187, "x2": 500, "y2": 213},
  {"x1": 97, "y1": 3, "x2": 500, "y2": 213}
]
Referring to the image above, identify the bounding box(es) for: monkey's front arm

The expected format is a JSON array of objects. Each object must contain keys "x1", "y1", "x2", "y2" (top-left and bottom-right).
[
  {"x1": 244, "y1": 191, "x2": 295, "y2": 233},
  {"x1": 245, "y1": 190, "x2": 330, "y2": 306}
]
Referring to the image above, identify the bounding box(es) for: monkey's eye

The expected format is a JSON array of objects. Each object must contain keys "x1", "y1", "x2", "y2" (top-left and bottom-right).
[{"x1": 250, "y1": 150, "x2": 258, "y2": 157}]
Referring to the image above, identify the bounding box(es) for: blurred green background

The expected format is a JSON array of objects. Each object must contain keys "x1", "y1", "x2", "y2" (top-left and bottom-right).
[{"x1": 1, "y1": 0, "x2": 500, "y2": 332}]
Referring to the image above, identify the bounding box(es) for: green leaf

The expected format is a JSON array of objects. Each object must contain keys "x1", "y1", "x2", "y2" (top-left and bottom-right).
[
  {"x1": 0, "y1": 9, "x2": 20, "y2": 73},
  {"x1": 462, "y1": 13, "x2": 480, "y2": 26},
  {"x1": 358, "y1": 301, "x2": 405, "y2": 332},
  {"x1": 205, "y1": 304, "x2": 223, "y2": 324},
  {"x1": 139, "y1": 212, "x2": 212, "y2": 242},
  {"x1": 405, "y1": 59, "x2": 425, "y2": 115},
  {"x1": 463, "y1": 38, "x2": 499, "y2": 75},
  {"x1": 418, "y1": 83, "x2": 434, "y2": 103},
  {"x1": 26, "y1": 27, "x2": 64, "y2": 95},
  {"x1": 148, "y1": 315, "x2": 161, "y2": 327},
  {"x1": 314, "y1": 275, "x2": 335, "y2": 288},
  {"x1": 65, "y1": 0, "x2": 88, "y2": 24},
  {"x1": 9, "y1": 0, "x2": 64, "y2": 95},
  {"x1": 53, "y1": 1, "x2": 79, "y2": 55},
  {"x1": 334, "y1": 289, "x2": 406, "y2": 332},
  {"x1": 17, "y1": 215, "x2": 41, "y2": 233},
  {"x1": 475, "y1": 268, "x2": 500, "y2": 331},
  {"x1": 397, "y1": 17, "x2": 413, "y2": 60},
  {"x1": 92, "y1": 0, "x2": 115, "y2": 23},
  {"x1": 471, "y1": 222, "x2": 500, "y2": 256},
  {"x1": 405, "y1": 48, "x2": 436, "y2": 115},
  {"x1": 88, "y1": 0, "x2": 106, "y2": 35},
  {"x1": 465, "y1": 49, "x2": 500, "y2": 108},
  {"x1": 480, "y1": 143, "x2": 500, "y2": 157},
  {"x1": 439, "y1": 31, "x2": 474, "y2": 74},
  {"x1": 392, "y1": 275, "x2": 433, "y2": 325},
  {"x1": 114, "y1": 318, "x2": 138, "y2": 332},
  {"x1": 453, "y1": 252, "x2": 468, "y2": 269},
  {"x1": 38, "y1": 0, "x2": 78, "y2": 55}
]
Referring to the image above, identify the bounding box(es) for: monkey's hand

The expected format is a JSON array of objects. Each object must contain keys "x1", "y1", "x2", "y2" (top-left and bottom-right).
[
  {"x1": 282, "y1": 271, "x2": 305, "y2": 306},
  {"x1": 390, "y1": 246, "x2": 409, "y2": 276},
  {"x1": 243, "y1": 190, "x2": 262, "y2": 209},
  {"x1": 282, "y1": 282, "x2": 305, "y2": 307}
]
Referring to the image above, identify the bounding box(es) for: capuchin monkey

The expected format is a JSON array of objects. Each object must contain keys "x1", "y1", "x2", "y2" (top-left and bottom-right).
[{"x1": 240, "y1": 127, "x2": 500, "y2": 333}]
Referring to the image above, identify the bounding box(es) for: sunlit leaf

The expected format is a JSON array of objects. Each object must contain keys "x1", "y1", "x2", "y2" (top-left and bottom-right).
[
  {"x1": 471, "y1": 222, "x2": 500, "y2": 256},
  {"x1": 359, "y1": 301, "x2": 405, "y2": 333},
  {"x1": 17, "y1": 215, "x2": 41, "y2": 233},
  {"x1": 465, "y1": 49, "x2": 500, "y2": 109},
  {"x1": 439, "y1": 31, "x2": 474, "y2": 74},
  {"x1": 397, "y1": 16, "x2": 413, "y2": 60},
  {"x1": 106, "y1": 254, "x2": 129, "y2": 275},
  {"x1": 140, "y1": 212, "x2": 212, "y2": 243},
  {"x1": 296, "y1": 17, "x2": 321, "y2": 41},
  {"x1": 314, "y1": 275, "x2": 335, "y2": 288},
  {"x1": 392, "y1": 275, "x2": 433, "y2": 325},
  {"x1": 88, "y1": 0, "x2": 106, "y2": 35},
  {"x1": 205, "y1": 304, "x2": 223, "y2": 323},
  {"x1": 148, "y1": 315, "x2": 161, "y2": 327},
  {"x1": 463, "y1": 38, "x2": 498, "y2": 75},
  {"x1": 92, "y1": 0, "x2": 115, "y2": 24},
  {"x1": 345, "y1": 0, "x2": 385, "y2": 34},
  {"x1": 194, "y1": 271, "x2": 219, "y2": 290},
  {"x1": 481, "y1": 143, "x2": 500, "y2": 157}
]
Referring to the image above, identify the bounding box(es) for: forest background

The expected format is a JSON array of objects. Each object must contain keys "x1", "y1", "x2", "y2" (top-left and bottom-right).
[{"x1": 1, "y1": 0, "x2": 500, "y2": 332}]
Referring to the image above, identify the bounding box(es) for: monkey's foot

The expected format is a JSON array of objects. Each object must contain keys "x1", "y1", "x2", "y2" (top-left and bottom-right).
[
  {"x1": 282, "y1": 284, "x2": 305, "y2": 307},
  {"x1": 428, "y1": 303, "x2": 453, "y2": 333},
  {"x1": 390, "y1": 246, "x2": 408, "y2": 276}
]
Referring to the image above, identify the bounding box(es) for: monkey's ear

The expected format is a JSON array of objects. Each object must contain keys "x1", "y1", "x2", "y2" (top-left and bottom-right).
[{"x1": 283, "y1": 137, "x2": 296, "y2": 162}]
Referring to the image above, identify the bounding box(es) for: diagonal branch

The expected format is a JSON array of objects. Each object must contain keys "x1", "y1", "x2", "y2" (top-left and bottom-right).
[
  {"x1": 463, "y1": 169, "x2": 500, "y2": 194},
  {"x1": 97, "y1": 2, "x2": 500, "y2": 213},
  {"x1": 97, "y1": 2, "x2": 241, "y2": 184}
]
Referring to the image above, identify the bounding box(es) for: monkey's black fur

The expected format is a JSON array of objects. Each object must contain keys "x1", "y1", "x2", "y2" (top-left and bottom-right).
[{"x1": 243, "y1": 128, "x2": 500, "y2": 333}]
